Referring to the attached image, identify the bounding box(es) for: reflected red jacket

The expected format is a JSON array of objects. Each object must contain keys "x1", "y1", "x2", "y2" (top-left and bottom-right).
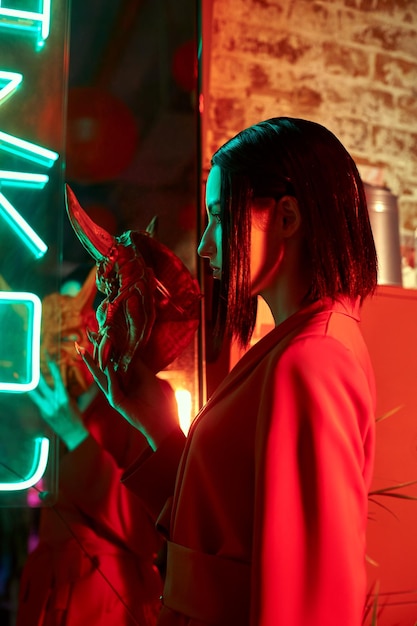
[
  {"x1": 122, "y1": 297, "x2": 376, "y2": 626},
  {"x1": 16, "y1": 393, "x2": 163, "y2": 626}
]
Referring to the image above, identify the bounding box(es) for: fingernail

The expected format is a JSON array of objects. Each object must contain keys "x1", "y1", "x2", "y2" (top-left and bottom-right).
[{"x1": 74, "y1": 341, "x2": 86, "y2": 356}]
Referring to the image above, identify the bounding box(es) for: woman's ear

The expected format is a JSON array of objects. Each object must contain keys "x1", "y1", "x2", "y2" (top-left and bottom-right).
[{"x1": 277, "y1": 195, "x2": 301, "y2": 237}]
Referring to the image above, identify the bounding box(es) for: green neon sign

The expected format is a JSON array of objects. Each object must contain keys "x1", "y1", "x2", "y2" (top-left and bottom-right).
[
  {"x1": 0, "y1": 0, "x2": 63, "y2": 496},
  {"x1": 0, "y1": 0, "x2": 51, "y2": 49}
]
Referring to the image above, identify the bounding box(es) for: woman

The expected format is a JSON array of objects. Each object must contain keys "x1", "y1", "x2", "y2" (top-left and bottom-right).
[
  {"x1": 16, "y1": 274, "x2": 163, "y2": 626},
  {"x1": 80, "y1": 117, "x2": 378, "y2": 625}
]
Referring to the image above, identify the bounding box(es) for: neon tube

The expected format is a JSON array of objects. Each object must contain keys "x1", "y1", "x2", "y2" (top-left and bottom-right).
[
  {"x1": 0, "y1": 0, "x2": 51, "y2": 46},
  {"x1": 0, "y1": 192, "x2": 48, "y2": 259},
  {"x1": 0, "y1": 171, "x2": 49, "y2": 189},
  {"x1": 0, "y1": 291, "x2": 42, "y2": 392},
  {"x1": 0, "y1": 71, "x2": 23, "y2": 105},
  {"x1": 0, "y1": 131, "x2": 58, "y2": 168},
  {"x1": 0, "y1": 437, "x2": 50, "y2": 491}
]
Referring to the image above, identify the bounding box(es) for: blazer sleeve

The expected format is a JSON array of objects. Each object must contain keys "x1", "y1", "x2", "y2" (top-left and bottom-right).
[
  {"x1": 82, "y1": 391, "x2": 151, "y2": 469},
  {"x1": 256, "y1": 335, "x2": 375, "y2": 626},
  {"x1": 122, "y1": 427, "x2": 186, "y2": 524},
  {"x1": 58, "y1": 396, "x2": 162, "y2": 557},
  {"x1": 81, "y1": 383, "x2": 186, "y2": 528}
]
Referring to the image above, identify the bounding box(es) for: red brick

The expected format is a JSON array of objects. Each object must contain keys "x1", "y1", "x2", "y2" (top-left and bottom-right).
[
  {"x1": 375, "y1": 53, "x2": 417, "y2": 88},
  {"x1": 213, "y1": 98, "x2": 246, "y2": 132},
  {"x1": 397, "y1": 95, "x2": 417, "y2": 126},
  {"x1": 343, "y1": 0, "x2": 417, "y2": 25},
  {"x1": 372, "y1": 126, "x2": 414, "y2": 158},
  {"x1": 213, "y1": 0, "x2": 286, "y2": 26},
  {"x1": 326, "y1": 85, "x2": 394, "y2": 118},
  {"x1": 351, "y1": 21, "x2": 417, "y2": 57},
  {"x1": 239, "y1": 33, "x2": 312, "y2": 63},
  {"x1": 322, "y1": 41, "x2": 370, "y2": 77},
  {"x1": 286, "y1": 1, "x2": 336, "y2": 32},
  {"x1": 249, "y1": 63, "x2": 272, "y2": 91},
  {"x1": 331, "y1": 117, "x2": 370, "y2": 153}
]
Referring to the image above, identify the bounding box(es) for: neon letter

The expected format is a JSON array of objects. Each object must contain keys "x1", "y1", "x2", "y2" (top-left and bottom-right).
[
  {"x1": 0, "y1": 131, "x2": 58, "y2": 168},
  {"x1": 0, "y1": 437, "x2": 50, "y2": 491},
  {"x1": 0, "y1": 133, "x2": 58, "y2": 258},
  {"x1": 0, "y1": 70, "x2": 22, "y2": 105},
  {"x1": 0, "y1": 291, "x2": 42, "y2": 392},
  {"x1": 0, "y1": 0, "x2": 52, "y2": 48}
]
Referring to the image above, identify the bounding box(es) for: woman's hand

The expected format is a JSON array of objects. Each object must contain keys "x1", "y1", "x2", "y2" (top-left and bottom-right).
[
  {"x1": 76, "y1": 343, "x2": 180, "y2": 451},
  {"x1": 29, "y1": 359, "x2": 89, "y2": 450}
]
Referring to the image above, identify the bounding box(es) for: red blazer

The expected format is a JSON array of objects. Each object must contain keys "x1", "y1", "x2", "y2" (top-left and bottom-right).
[
  {"x1": 16, "y1": 394, "x2": 163, "y2": 626},
  {"x1": 124, "y1": 297, "x2": 376, "y2": 626}
]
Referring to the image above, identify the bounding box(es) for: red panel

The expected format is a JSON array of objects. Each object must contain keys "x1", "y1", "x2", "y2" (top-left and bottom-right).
[{"x1": 361, "y1": 286, "x2": 417, "y2": 624}]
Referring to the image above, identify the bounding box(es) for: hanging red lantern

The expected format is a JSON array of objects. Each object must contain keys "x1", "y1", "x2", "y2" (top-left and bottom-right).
[
  {"x1": 66, "y1": 86, "x2": 139, "y2": 183},
  {"x1": 171, "y1": 40, "x2": 197, "y2": 93},
  {"x1": 178, "y1": 203, "x2": 196, "y2": 231}
]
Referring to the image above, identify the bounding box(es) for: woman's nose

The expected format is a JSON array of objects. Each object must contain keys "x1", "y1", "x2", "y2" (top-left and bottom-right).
[{"x1": 197, "y1": 228, "x2": 211, "y2": 258}]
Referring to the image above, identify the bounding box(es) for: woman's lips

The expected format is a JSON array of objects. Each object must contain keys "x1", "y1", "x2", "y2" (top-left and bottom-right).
[{"x1": 211, "y1": 266, "x2": 221, "y2": 279}]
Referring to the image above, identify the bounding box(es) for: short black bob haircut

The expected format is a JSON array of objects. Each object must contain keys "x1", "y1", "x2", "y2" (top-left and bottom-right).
[{"x1": 209, "y1": 117, "x2": 378, "y2": 351}]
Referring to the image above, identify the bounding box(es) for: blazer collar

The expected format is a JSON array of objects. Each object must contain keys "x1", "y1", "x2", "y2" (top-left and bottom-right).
[{"x1": 193, "y1": 297, "x2": 361, "y2": 425}]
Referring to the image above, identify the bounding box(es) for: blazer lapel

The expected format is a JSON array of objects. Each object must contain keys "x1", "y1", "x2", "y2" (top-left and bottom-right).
[{"x1": 195, "y1": 299, "x2": 333, "y2": 424}]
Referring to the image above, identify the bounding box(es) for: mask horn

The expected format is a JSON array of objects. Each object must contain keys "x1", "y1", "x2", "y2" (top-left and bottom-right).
[
  {"x1": 65, "y1": 184, "x2": 115, "y2": 262},
  {"x1": 146, "y1": 215, "x2": 158, "y2": 238}
]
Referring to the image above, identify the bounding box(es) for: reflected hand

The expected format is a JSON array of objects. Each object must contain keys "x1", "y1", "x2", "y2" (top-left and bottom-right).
[
  {"x1": 75, "y1": 342, "x2": 179, "y2": 451},
  {"x1": 29, "y1": 359, "x2": 89, "y2": 450}
]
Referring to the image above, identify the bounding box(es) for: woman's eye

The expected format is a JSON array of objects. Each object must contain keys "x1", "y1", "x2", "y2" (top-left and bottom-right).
[{"x1": 212, "y1": 213, "x2": 222, "y2": 224}]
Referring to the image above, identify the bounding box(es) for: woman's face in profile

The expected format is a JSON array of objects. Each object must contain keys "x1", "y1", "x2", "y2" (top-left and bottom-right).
[{"x1": 198, "y1": 165, "x2": 223, "y2": 280}]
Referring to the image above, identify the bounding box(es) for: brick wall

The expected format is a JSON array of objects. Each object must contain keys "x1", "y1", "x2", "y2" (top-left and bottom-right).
[{"x1": 203, "y1": 0, "x2": 417, "y2": 229}]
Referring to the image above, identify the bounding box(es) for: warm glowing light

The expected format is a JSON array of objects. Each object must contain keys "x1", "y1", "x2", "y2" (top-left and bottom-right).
[
  {"x1": 0, "y1": 437, "x2": 49, "y2": 491},
  {"x1": 0, "y1": 192, "x2": 48, "y2": 258},
  {"x1": 0, "y1": 130, "x2": 58, "y2": 167},
  {"x1": 175, "y1": 388, "x2": 193, "y2": 434},
  {"x1": 374, "y1": 202, "x2": 385, "y2": 213},
  {"x1": 0, "y1": 70, "x2": 22, "y2": 105},
  {"x1": 0, "y1": 291, "x2": 42, "y2": 392},
  {"x1": 0, "y1": 170, "x2": 49, "y2": 189},
  {"x1": 0, "y1": 0, "x2": 51, "y2": 47}
]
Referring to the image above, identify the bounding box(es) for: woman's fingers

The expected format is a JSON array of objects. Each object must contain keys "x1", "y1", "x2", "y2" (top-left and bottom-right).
[
  {"x1": 75, "y1": 342, "x2": 108, "y2": 394},
  {"x1": 29, "y1": 371, "x2": 53, "y2": 411},
  {"x1": 47, "y1": 359, "x2": 67, "y2": 397}
]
